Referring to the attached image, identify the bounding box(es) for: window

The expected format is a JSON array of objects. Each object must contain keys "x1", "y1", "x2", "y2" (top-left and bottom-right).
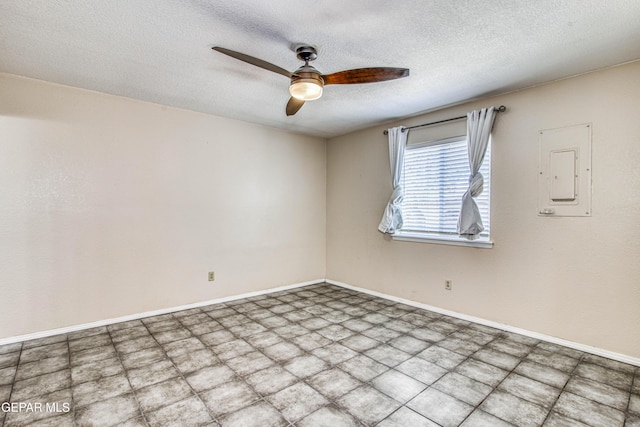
[{"x1": 394, "y1": 135, "x2": 492, "y2": 247}]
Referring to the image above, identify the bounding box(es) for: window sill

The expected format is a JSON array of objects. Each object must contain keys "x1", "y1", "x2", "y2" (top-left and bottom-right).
[{"x1": 391, "y1": 231, "x2": 494, "y2": 249}]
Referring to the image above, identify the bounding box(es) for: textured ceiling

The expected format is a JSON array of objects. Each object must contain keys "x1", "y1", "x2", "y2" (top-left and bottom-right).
[{"x1": 1, "y1": 1, "x2": 640, "y2": 138}]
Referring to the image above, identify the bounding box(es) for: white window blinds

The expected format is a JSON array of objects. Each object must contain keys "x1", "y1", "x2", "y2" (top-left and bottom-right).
[{"x1": 400, "y1": 136, "x2": 491, "y2": 236}]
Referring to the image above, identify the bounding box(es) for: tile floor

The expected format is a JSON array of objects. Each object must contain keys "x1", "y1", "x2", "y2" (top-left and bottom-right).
[{"x1": 0, "y1": 283, "x2": 638, "y2": 426}]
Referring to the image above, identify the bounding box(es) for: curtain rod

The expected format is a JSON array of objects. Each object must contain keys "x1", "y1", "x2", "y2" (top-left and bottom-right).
[{"x1": 383, "y1": 105, "x2": 506, "y2": 135}]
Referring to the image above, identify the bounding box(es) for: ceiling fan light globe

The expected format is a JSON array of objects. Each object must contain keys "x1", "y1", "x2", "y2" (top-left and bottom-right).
[{"x1": 289, "y1": 80, "x2": 323, "y2": 101}]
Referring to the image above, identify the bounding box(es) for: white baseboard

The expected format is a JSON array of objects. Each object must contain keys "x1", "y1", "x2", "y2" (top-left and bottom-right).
[
  {"x1": 326, "y1": 279, "x2": 640, "y2": 367},
  {"x1": 0, "y1": 279, "x2": 324, "y2": 346},
  {"x1": 4, "y1": 277, "x2": 638, "y2": 368}
]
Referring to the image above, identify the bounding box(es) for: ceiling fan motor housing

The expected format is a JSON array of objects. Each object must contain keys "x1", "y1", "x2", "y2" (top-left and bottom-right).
[{"x1": 291, "y1": 71, "x2": 324, "y2": 85}]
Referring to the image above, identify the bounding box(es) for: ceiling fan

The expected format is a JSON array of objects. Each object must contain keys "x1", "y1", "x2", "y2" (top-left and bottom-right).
[{"x1": 212, "y1": 45, "x2": 409, "y2": 116}]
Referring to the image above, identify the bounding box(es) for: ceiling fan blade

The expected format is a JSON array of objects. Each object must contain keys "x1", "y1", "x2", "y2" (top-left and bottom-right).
[
  {"x1": 322, "y1": 67, "x2": 409, "y2": 85},
  {"x1": 212, "y1": 47, "x2": 292, "y2": 78},
  {"x1": 286, "y1": 97, "x2": 305, "y2": 116}
]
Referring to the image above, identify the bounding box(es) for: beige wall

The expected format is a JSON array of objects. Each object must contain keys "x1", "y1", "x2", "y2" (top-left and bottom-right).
[
  {"x1": 326, "y1": 61, "x2": 640, "y2": 358},
  {"x1": 0, "y1": 74, "x2": 326, "y2": 339},
  {"x1": 2, "y1": 62, "x2": 639, "y2": 360}
]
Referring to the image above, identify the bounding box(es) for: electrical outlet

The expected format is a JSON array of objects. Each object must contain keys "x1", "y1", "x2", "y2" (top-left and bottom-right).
[
  {"x1": 445, "y1": 280, "x2": 452, "y2": 290},
  {"x1": 208, "y1": 272, "x2": 215, "y2": 281}
]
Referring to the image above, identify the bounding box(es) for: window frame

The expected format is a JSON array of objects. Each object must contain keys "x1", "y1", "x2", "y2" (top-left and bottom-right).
[{"x1": 391, "y1": 135, "x2": 494, "y2": 248}]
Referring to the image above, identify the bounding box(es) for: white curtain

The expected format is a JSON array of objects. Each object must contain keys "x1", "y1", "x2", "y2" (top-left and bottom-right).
[
  {"x1": 457, "y1": 107, "x2": 497, "y2": 238},
  {"x1": 378, "y1": 126, "x2": 407, "y2": 233}
]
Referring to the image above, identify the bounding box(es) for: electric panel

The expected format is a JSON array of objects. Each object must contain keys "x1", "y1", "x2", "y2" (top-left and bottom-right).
[{"x1": 538, "y1": 124, "x2": 591, "y2": 217}]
